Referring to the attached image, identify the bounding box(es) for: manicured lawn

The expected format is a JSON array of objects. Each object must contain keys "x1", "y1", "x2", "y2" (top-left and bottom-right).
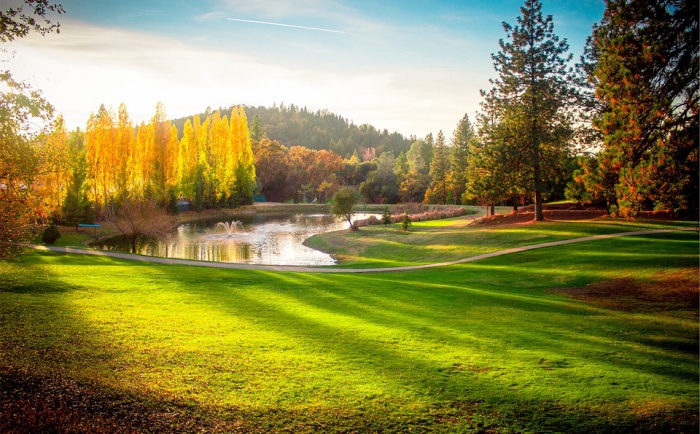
[
  {"x1": 306, "y1": 217, "x2": 696, "y2": 268},
  {"x1": 1, "y1": 223, "x2": 697, "y2": 432}
]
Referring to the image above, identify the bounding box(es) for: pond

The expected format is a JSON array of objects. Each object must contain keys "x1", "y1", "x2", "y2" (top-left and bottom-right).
[{"x1": 92, "y1": 212, "x2": 378, "y2": 266}]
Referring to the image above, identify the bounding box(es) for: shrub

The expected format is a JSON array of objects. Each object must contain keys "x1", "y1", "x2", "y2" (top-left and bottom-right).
[
  {"x1": 382, "y1": 208, "x2": 392, "y2": 225},
  {"x1": 401, "y1": 214, "x2": 412, "y2": 232},
  {"x1": 41, "y1": 223, "x2": 61, "y2": 244}
]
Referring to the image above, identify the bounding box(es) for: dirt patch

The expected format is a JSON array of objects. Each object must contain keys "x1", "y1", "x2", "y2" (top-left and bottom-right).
[
  {"x1": 552, "y1": 268, "x2": 699, "y2": 313},
  {"x1": 470, "y1": 209, "x2": 609, "y2": 226}
]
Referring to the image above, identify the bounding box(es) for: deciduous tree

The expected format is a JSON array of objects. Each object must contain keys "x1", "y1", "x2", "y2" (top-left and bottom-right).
[
  {"x1": 0, "y1": 1, "x2": 62, "y2": 258},
  {"x1": 330, "y1": 187, "x2": 359, "y2": 230}
]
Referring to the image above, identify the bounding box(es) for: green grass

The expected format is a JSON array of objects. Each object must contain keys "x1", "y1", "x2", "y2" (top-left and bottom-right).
[
  {"x1": 306, "y1": 218, "x2": 696, "y2": 268},
  {"x1": 1, "y1": 225, "x2": 697, "y2": 432}
]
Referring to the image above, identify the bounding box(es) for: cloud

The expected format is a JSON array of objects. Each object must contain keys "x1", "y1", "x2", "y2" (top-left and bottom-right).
[
  {"x1": 194, "y1": 11, "x2": 228, "y2": 21},
  {"x1": 4, "y1": 17, "x2": 487, "y2": 137},
  {"x1": 217, "y1": 0, "x2": 382, "y2": 32},
  {"x1": 226, "y1": 18, "x2": 344, "y2": 34}
]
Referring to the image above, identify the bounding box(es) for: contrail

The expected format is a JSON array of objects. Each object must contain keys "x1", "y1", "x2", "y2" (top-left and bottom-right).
[{"x1": 226, "y1": 18, "x2": 344, "y2": 34}]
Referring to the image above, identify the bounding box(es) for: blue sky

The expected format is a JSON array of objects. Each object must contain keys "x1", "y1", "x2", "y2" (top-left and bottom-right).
[{"x1": 5, "y1": 0, "x2": 604, "y2": 138}]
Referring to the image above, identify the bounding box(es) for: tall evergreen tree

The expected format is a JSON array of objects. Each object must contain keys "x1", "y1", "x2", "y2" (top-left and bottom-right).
[
  {"x1": 428, "y1": 130, "x2": 450, "y2": 204},
  {"x1": 249, "y1": 114, "x2": 267, "y2": 142},
  {"x1": 584, "y1": 0, "x2": 698, "y2": 218},
  {"x1": 61, "y1": 129, "x2": 94, "y2": 225},
  {"x1": 449, "y1": 114, "x2": 475, "y2": 204},
  {"x1": 484, "y1": 0, "x2": 575, "y2": 220}
]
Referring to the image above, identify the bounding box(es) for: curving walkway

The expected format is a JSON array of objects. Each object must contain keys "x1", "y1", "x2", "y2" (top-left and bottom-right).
[{"x1": 27, "y1": 227, "x2": 696, "y2": 274}]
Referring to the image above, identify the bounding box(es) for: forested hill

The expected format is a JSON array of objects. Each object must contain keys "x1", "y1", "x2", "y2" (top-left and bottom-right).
[{"x1": 171, "y1": 103, "x2": 414, "y2": 159}]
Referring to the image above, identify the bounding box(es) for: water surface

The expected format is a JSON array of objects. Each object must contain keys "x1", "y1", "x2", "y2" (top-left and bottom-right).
[{"x1": 93, "y1": 212, "x2": 376, "y2": 266}]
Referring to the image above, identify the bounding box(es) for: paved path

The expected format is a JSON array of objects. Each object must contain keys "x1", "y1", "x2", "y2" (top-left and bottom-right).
[{"x1": 27, "y1": 227, "x2": 696, "y2": 274}]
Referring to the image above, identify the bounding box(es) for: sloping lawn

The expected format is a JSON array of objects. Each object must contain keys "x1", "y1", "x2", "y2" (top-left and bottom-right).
[
  {"x1": 1, "y1": 228, "x2": 697, "y2": 433},
  {"x1": 305, "y1": 217, "x2": 696, "y2": 268}
]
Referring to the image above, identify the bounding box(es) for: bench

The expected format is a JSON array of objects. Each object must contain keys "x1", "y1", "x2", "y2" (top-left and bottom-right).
[{"x1": 77, "y1": 223, "x2": 101, "y2": 238}]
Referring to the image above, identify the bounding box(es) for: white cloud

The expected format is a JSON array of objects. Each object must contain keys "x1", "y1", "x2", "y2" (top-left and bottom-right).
[{"x1": 4, "y1": 18, "x2": 486, "y2": 137}]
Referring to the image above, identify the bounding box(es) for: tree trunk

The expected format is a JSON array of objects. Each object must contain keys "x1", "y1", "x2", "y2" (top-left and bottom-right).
[
  {"x1": 490, "y1": 203, "x2": 495, "y2": 217},
  {"x1": 534, "y1": 190, "x2": 544, "y2": 221},
  {"x1": 130, "y1": 237, "x2": 137, "y2": 253},
  {"x1": 533, "y1": 158, "x2": 544, "y2": 221}
]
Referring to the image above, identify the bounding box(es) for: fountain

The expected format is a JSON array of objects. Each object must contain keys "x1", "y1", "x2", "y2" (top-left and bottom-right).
[{"x1": 212, "y1": 220, "x2": 244, "y2": 238}]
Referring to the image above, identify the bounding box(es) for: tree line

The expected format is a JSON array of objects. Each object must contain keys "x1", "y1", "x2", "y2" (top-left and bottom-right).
[
  {"x1": 36, "y1": 103, "x2": 257, "y2": 225},
  {"x1": 1, "y1": 0, "x2": 697, "y2": 258}
]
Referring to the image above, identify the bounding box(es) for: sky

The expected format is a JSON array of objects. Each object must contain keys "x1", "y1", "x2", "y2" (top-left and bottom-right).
[{"x1": 3, "y1": 0, "x2": 605, "y2": 139}]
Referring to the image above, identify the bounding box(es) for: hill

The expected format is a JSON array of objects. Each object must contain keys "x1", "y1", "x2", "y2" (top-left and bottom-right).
[{"x1": 172, "y1": 103, "x2": 414, "y2": 159}]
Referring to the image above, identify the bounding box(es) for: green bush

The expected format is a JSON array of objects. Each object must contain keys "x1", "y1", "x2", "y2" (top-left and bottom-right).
[
  {"x1": 382, "y1": 208, "x2": 392, "y2": 225},
  {"x1": 41, "y1": 223, "x2": 61, "y2": 244},
  {"x1": 400, "y1": 214, "x2": 412, "y2": 232}
]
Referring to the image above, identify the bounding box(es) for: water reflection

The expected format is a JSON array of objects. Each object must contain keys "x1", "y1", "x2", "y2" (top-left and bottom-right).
[{"x1": 93, "y1": 213, "x2": 377, "y2": 266}]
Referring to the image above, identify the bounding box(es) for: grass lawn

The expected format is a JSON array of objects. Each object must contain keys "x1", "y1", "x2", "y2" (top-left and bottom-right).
[
  {"x1": 1, "y1": 223, "x2": 698, "y2": 432},
  {"x1": 305, "y1": 217, "x2": 696, "y2": 268}
]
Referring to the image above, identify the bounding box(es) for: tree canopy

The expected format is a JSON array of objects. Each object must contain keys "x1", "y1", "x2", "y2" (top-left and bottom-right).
[
  {"x1": 474, "y1": 0, "x2": 576, "y2": 219},
  {"x1": 569, "y1": 0, "x2": 698, "y2": 218}
]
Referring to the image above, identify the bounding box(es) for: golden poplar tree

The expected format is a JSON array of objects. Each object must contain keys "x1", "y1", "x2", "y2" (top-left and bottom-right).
[
  {"x1": 177, "y1": 119, "x2": 197, "y2": 200},
  {"x1": 210, "y1": 111, "x2": 231, "y2": 202},
  {"x1": 229, "y1": 106, "x2": 256, "y2": 205},
  {"x1": 85, "y1": 105, "x2": 116, "y2": 211},
  {"x1": 133, "y1": 122, "x2": 152, "y2": 198},
  {"x1": 115, "y1": 103, "x2": 133, "y2": 200},
  {"x1": 165, "y1": 124, "x2": 179, "y2": 191},
  {"x1": 33, "y1": 114, "x2": 69, "y2": 218},
  {"x1": 195, "y1": 114, "x2": 213, "y2": 205}
]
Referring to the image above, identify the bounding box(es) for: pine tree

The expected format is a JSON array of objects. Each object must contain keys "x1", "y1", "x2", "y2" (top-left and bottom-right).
[
  {"x1": 428, "y1": 130, "x2": 449, "y2": 204},
  {"x1": 586, "y1": 0, "x2": 698, "y2": 218},
  {"x1": 61, "y1": 129, "x2": 94, "y2": 225},
  {"x1": 449, "y1": 114, "x2": 475, "y2": 204},
  {"x1": 484, "y1": 0, "x2": 575, "y2": 220},
  {"x1": 250, "y1": 114, "x2": 267, "y2": 142}
]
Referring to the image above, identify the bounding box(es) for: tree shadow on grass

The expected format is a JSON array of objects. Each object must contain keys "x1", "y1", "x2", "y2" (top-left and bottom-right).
[
  {"x1": 3, "y1": 232, "x2": 696, "y2": 433},
  {"x1": 151, "y1": 231, "x2": 698, "y2": 431}
]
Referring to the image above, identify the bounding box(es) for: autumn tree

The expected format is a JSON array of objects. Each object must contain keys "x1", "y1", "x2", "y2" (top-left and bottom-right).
[
  {"x1": 254, "y1": 138, "x2": 291, "y2": 202},
  {"x1": 115, "y1": 103, "x2": 133, "y2": 201},
  {"x1": 483, "y1": 0, "x2": 576, "y2": 220},
  {"x1": 0, "y1": 1, "x2": 62, "y2": 258},
  {"x1": 228, "y1": 106, "x2": 256, "y2": 206},
  {"x1": 578, "y1": 0, "x2": 698, "y2": 218},
  {"x1": 32, "y1": 114, "x2": 69, "y2": 220},
  {"x1": 86, "y1": 105, "x2": 116, "y2": 212}
]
